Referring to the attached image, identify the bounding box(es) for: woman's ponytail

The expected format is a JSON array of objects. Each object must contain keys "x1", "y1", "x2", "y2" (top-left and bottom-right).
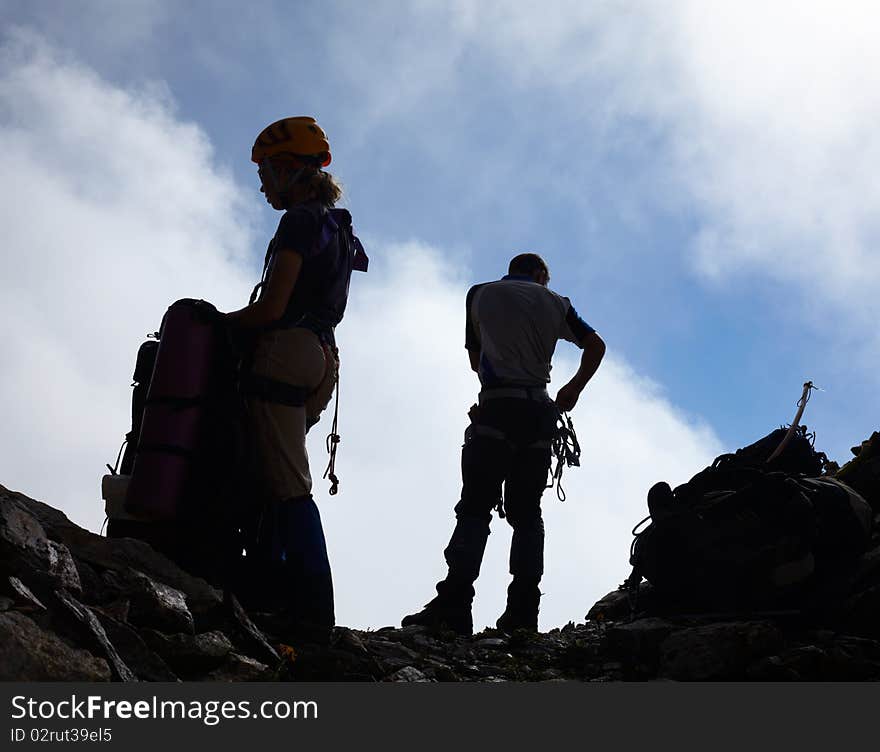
[{"x1": 307, "y1": 170, "x2": 343, "y2": 206}]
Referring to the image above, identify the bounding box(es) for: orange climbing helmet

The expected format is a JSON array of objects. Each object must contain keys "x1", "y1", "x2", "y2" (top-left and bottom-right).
[{"x1": 251, "y1": 116, "x2": 332, "y2": 167}]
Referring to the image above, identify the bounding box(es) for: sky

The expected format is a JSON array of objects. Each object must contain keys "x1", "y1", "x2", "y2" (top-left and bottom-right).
[{"x1": 1, "y1": 0, "x2": 878, "y2": 631}]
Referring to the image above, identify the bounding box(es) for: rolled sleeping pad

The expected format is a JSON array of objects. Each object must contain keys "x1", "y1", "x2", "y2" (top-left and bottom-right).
[{"x1": 125, "y1": 299, "x2": 220, "y2": 520}]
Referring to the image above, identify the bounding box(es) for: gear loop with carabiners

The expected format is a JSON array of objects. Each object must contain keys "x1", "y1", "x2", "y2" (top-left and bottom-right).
[{"x1": 547, "y1": 411, "x2": 581, "y2": 502}]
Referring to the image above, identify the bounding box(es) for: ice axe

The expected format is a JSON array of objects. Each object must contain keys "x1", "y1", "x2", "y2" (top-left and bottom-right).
[{"x1": 766, "y1": 381, "x2": 818, "y2": 465}]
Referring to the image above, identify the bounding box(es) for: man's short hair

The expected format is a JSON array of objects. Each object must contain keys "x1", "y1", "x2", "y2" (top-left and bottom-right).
[{"x1": 508, "y1": 253, "x2": 549, "y2": 277}]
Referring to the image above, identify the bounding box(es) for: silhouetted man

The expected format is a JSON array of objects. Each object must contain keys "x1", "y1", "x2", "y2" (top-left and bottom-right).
[{"x1": 403, "y1": 253, "x2": 605, "y2": 633}]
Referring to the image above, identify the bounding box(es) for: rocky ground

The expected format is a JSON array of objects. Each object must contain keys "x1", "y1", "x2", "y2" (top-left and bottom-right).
[{"x1": 2, "y1": 431, "x2": 879, "y2": 682}]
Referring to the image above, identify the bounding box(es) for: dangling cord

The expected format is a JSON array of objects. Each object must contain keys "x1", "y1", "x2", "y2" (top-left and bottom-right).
[
  {"x1": 323, "y1": 361, "x2": 341, "y2": 496},
  {"x1": 548, "y1": 413, "x2": 582, "y2": 502},
  {"x1": 106, "y1": 439, "x2": 127, "y2": 475},
  {"x1": 550, "y1": 456, "x2": 567, "y2": 502}
]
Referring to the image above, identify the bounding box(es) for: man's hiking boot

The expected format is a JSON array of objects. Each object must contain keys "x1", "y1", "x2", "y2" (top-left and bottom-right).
[
  {"x1": 402, "y1": 515, "x2": 487, "y2": 636},
  {"x1": 495, "y1": 579, "x2": 540, "y2": 633},
  {"x1": 401, "y1": 597, "x2": 473, "y2": 636},
  {"x1": 495, "y1": 608, "x2": 538, "y2": 633}
]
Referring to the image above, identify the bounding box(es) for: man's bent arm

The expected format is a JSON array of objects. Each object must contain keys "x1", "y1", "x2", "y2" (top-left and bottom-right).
[{"x1": 555, "y1": 331, "x2": 606, "y2": 412}]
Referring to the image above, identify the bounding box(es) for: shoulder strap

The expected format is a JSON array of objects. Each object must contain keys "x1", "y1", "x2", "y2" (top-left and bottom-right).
[
  {"x1": 249, "y1": 204, "x2": 330, "y2": 305},
  {"x1": 249, "y1": 240, "x2": 274, "y2": 305}
]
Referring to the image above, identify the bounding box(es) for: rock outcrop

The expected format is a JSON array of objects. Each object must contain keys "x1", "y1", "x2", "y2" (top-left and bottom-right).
[{"x1": 1, "y1": 432, "x2": 879, "y2": 682}]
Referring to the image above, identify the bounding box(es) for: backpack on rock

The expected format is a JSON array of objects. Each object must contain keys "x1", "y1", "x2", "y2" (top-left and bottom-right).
[{"x1": 627, "y1": 427, "x2": 872, "y2": 612}]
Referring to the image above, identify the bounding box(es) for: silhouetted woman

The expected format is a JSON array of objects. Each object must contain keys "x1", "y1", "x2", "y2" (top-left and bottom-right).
[{"x1": 226, "y1": 116, "x2": 365, "y2": 639}]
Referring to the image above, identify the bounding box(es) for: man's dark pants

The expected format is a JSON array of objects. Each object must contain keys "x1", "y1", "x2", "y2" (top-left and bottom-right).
[{"x1": 437, "y1": 394, "x2": 558, "y2": 614}]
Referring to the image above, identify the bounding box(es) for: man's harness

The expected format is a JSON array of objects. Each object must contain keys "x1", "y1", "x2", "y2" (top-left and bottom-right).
[{"x1": 471, "y1": 386, "x2": 582, "y2": 516}]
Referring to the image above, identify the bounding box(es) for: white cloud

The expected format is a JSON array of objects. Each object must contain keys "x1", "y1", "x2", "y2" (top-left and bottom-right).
[
  {"x1": 310, "y1": 0, "x2": 880, "y2": 351},
  {"x1": 1, "y1": 2, "x2": 169, "y2": 65},
  {"x1": 448, "y1": 1, "x2": 880, "y2": 332},
  {"x1": 663, "y1": 2, "x2": 880, "y2": 316},
  {"x1": 0, "y1": 32, "x2": 257, "y2": 522},
  {"x1": 0, "y1": 34, "x2": 723, "y2": 631},
  {"x1": 15, "y1": 1, "x2": 879, "y2": 342}
]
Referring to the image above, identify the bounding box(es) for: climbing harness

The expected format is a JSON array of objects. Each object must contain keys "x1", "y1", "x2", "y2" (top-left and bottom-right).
[
  {"x1": 547, "y1": 411, "x2": 581, "y2": 502},
  {"x1": 239, "y1": 371, "x2": 309, "y2": 407},
  {"x1": 478, "y1": 385, "x2": 549, "y2": 404},
  {"x1": 469, "y1": 398, "x2": 583, "y2": 515},
  {"x1": 242, "y1": 203, "x2": 365, "y2": 499}
]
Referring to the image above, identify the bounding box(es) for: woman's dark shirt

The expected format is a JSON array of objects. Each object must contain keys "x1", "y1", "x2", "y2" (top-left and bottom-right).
[{"x1": 263, "y1": 200, "x2": 355, "y2": 343}]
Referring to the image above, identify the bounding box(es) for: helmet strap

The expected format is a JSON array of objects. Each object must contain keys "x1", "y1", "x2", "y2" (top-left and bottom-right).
[
  {"x1": 280, "y1": 166, "x2": 306, "y2": 194},
  {"x1": 261, "y1": 158, "x2": 307, "y2": 197}
]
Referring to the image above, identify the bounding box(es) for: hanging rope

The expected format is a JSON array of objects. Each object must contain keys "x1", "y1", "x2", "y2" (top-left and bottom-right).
[
  {"x1": 547, "y1": 412, "x2": 581, "y2": 502},
  {"x1": 322, "y1": 366, "x2": 341, "y2": 496}
]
